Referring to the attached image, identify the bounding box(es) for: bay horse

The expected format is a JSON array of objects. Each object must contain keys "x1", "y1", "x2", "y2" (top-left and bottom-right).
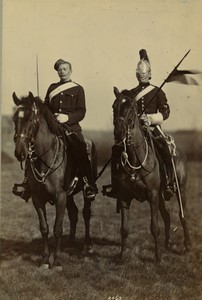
[
  {"x1": 111, "y1": 87, "x2": 191, "y2": 263},
  {"x1": 12, "y1": 92, "x2": 97, "y2": 269}
]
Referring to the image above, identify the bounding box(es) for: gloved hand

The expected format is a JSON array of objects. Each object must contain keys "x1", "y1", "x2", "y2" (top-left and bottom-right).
[
  {"x1": 54, "y1": 113, "x2": 69, "y2": 123},
  {"x1": 140, "y1": 113, "x2": 151, "y2": 126}
]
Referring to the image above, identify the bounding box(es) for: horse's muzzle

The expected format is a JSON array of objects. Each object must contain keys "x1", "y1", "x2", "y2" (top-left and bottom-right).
[{"x1": 14, "y1": 143, "x2": 28, "y2": 162}]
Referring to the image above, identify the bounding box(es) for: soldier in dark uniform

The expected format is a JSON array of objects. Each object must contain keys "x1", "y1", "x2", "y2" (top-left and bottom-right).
[
  {"x1": 13, "y1": 59, "x2": 96, "y2": 200},
  {"x1": 106, "y1": 49, "x2": 174, "y2": 200}
]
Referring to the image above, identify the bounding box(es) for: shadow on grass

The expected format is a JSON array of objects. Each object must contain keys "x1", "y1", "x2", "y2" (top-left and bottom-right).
[{"x1": 0, "y1": 235, "x2": 120, "y2": 262}]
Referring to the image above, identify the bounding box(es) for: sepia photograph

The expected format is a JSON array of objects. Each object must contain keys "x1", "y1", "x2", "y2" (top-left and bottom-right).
[{"x1": 1, "y1": 1, "x2": 202, "y2": 299}]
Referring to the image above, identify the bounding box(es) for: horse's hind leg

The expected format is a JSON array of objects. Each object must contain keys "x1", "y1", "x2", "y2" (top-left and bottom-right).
[
  {"x1": 159, "y1": 194, "x2": 171, "y2": 249},
  {"x1": 66, "y1": 195, "x2": 78, "y2": 242},
  {"x1": 32, "y1": 199, "x2": 50, "y2": 268},
  {"x1": 177, "y1": 190, "x2": 192, "y2": 251},
  {"x1": 83, "y1": 197, "x2": 93, "y2": 255}
]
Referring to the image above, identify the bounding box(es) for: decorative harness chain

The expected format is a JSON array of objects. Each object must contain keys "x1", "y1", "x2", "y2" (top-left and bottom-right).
[
  {"x1": 114, "y1": 99, "x2": 155, "y2": 180},
  {"x1": 15, "y1": 103, "x2": 65, "y2": 183},
  {"x1": 120, "y1": 135, "x2": 149, "y2": 170},
  {"x1": 28, "y1": 135, "x2": 63, "y2": 183}
]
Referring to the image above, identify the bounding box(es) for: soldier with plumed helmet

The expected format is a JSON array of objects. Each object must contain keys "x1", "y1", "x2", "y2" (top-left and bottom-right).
[{"x1": 106, "y1": 49, "x2": 174, "y2": 200}]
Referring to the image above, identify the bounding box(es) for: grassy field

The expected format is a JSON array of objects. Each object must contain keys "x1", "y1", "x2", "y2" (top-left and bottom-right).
[
  {"x1": 1, "y1": 119, "x2": 202, "y2": 299},
  {"x1": 1, "y1": 158, "x2": 202, "y2": 300}
]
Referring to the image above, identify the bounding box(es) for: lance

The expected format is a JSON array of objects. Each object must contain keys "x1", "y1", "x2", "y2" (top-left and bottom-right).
[
  {"x1": 140, "y1": 50, "x2": 191, "y2": 218},
  {"x1": 139, "y1": 49, "x2": 191, "y2": 118},
  {"x1": 36, "y1": 53, "x2": 40, "y2": 97}
]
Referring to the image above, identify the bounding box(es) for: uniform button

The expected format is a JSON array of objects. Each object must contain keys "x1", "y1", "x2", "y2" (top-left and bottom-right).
[
  {"x1": 59, "y1": 109, "x2": 62, "y2": 112},
  {"x1": 142, "y1": 97, "x2": 144, "y2": 99},
  {"x1": 60, "y1": 101, "x2": 62, "y2": 103},
  {"x1": 61, "y1": 92, "x2": 63, "y2": 95}
]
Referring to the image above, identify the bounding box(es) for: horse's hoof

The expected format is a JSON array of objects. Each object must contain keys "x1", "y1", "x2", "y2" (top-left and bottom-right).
[
  {"x1": 83, "y1": 244, "x2": 94, "y2": 255},
  {"x1": 40, "y1": 257, "x2": 50, "y2": 269},
  {"x1": 52, "y1": 257, "x2": 63, "y2": 271},
  {"x1": 39, "y1": 263, "x2": 50, "y2": 269},
  {"x1": 53, "y1": 265, "x2": 63, "y2": 271}
]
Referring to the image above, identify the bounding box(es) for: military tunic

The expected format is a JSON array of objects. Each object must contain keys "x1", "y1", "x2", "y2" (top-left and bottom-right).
[
  {"x1": 130, "y1": 83, "x2": 170, "y2": 121},
  {"x1": 45, "y1": 80, "x2": 86, "y2": 133}
]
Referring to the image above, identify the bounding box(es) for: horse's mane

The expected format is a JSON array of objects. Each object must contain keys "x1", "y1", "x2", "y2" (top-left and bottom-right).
[
  {"x1": 20, "y1": 96, "x2": 65, "y2": 136},
  {"x1": 36, "y1": 97, "x2": 65, "y2": 136},
  {"x1": 121, "y1": 89, "x2": 134, "y2": 99}
]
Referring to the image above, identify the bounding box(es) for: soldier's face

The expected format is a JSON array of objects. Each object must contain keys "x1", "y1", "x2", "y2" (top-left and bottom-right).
[
  {"x1": 57, "y1": 63, "x2": 72, "y2": 81},
  {"x1": 136, "y1": 60, "x2": 151, "y2": 83}
]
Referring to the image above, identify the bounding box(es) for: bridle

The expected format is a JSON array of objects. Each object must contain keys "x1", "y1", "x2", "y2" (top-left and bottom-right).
[
  {"x1": 113, "y1": 94, "x2": 149, "y2": 173},
  {"x1": 13, "y1": 102, "x2": 65, "y2": 182},
  {"x1": 13, "y1": 103, "x2": 39, "y2": 144}
]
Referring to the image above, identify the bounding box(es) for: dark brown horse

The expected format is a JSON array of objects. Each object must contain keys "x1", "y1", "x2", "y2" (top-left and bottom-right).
[
  {"x1": 111, "y1": 87, "x2": 191, "y2": 263},
  {"x1": 12, "y1": 92, "x2": 97, "y2": 269}
]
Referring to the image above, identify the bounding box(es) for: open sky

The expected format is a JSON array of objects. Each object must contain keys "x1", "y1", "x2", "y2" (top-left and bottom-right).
[{"x1": 2, "y1": 0, "x2": 202, "y2": 131}]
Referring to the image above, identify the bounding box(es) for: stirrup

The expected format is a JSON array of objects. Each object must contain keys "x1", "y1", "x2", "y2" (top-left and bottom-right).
[
  {"x1": 12, "y1": 180, "x2": 31, "y2": 202},
  {"x1": 83, "y1": 176, "x2": 96, "y2": 199},
  {"x1": 83, "y1": 184, "x2": 96, "y2": 199},
  {"x1": 164, "y1": 184, "x2": 174, "y2": 201},
  {"x1": 66, "y1": 177, "x2": 79, "y2": 196}
]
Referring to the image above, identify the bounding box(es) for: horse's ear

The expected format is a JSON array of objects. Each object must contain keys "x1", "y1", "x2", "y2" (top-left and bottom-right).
[
  {"x1": 113, "y1": 86, "x2": 120, "y2": 97},
  {"x1": 12, "y1": 92, "x2": 21, "y2": 106},
  {"x1": 29, "y1": 91, "x2": 34, "y2": 100}
]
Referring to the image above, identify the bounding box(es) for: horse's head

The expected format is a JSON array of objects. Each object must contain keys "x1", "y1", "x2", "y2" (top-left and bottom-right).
[
  {"x1": 12, "y1": 92, "x2": 39, "y2": 162},
  {"x1": 112, "y1": 87, "x2": 137, "y2": 143}
]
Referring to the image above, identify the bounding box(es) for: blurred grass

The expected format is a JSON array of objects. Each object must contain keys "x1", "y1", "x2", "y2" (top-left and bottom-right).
[
  {"x1": 1, "y1": 116, "x2": 202, "y2": 299},
  {"x1": 1, "y1": 160, "x2": 202, "y2": 299}
]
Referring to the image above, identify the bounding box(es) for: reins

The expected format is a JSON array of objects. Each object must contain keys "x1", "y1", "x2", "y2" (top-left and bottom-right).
[
  {"x1": 28, "y1": 135, "x2": 65, "y2": 183},
  {"x1": 120, "y1": 137, "x2": 149, "y2": 170},
  {"x1": 14, "y1": 101, "x2": 66, "y2": 183}
]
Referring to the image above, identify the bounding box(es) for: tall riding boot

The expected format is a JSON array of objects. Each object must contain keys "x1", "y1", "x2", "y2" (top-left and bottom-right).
[
  {"x1": 65, "y1": 133, "x2": 96, "y2": 199},
  {"x1": 105, "y1": 145, "x2": 121, "y2": 198},
  {"x1": 80, "y1": 154, "x2": 97, "y2": 199},
  {"x1": 161, "y1": 144, "x2": 174, "y2": 201}
]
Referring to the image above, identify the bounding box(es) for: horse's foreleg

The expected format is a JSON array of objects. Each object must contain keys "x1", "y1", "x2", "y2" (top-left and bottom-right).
[
  {"x1": 32, "y1": 200, "x2": 50, "y2": 268},
  {"x1": 178, "y1": 190, "x2": 192, "y2": 251},
  {"x1": 53, "y1": 191, "x2": 67, "y2": 269},
  {"x1": 83, "y1": 197, "x2": 93, "y2": 255},
  {"x1": 150, "y1": 191, "x2": 161, "y2": 263},
  {"x1": 159, "y1": 194, "x2": 171, "y2": 249},
  {"x1": 120, "y1": 199, "x2": 130, "y2": 256},
  {"x1": 66, "y1": 195, "x2": 78, "y2": 242}
]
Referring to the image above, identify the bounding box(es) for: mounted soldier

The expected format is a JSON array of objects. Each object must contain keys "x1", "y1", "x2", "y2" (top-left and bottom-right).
[
  {"x1": 12, "y1": 59, "x2": 96, "y2": 200},
  {"x1": 105, "y1": 49, "x2": 174, "y2": 200}
]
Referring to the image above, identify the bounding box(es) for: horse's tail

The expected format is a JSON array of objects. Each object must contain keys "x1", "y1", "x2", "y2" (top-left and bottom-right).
[
  {"x1": 91, "y1": 140, "x2": 98, "y2": 182},
  {"x1": 85, "y1": 138, "x2": 98, "y2": 183}
]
